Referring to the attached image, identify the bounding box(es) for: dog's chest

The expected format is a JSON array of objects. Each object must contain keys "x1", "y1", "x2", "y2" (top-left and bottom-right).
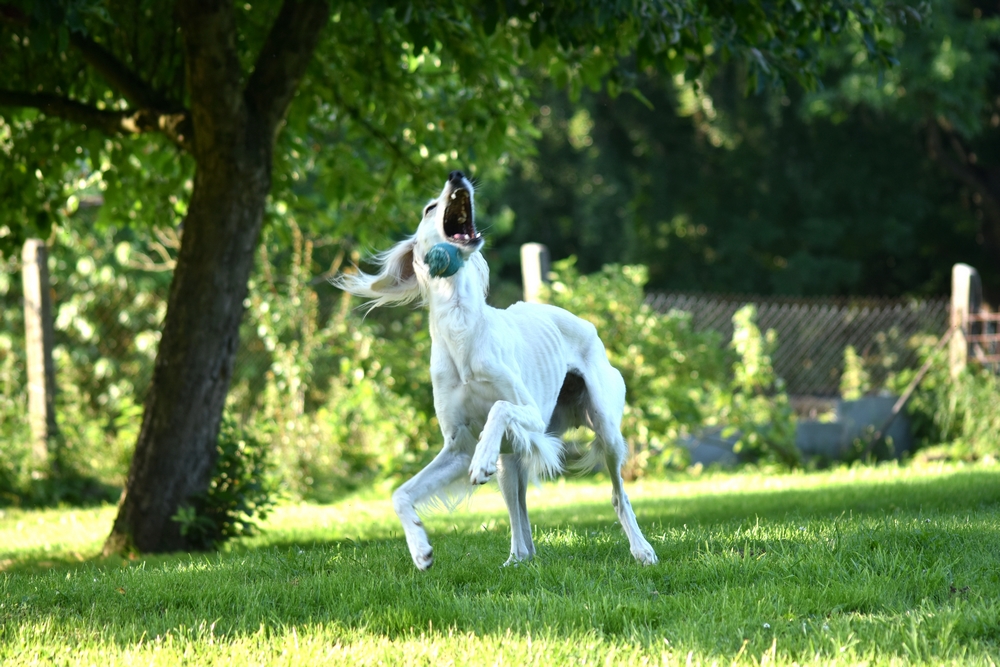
[
  {"x1": 428, "y1": 310, "x2": 482, "y2": 380},
  {"x1": 439, "y1": 378, "x2": 496, "y2": 426},
  {"x1": 429, "y1": 341, "x2": 507, "y2": 434}
]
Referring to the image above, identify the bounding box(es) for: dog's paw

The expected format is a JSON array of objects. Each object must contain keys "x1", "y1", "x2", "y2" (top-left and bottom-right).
[
  {"x1": 469, "y1": 460, "x2": 496, "y2": 485},
  {"x1": 632, "y1": 541, "x2": 658, "y2": 566},
  {"x1": 412, "y1": 546, "x2": 433, "y2": 571},
  {"x1": 502, "y1": 552, "x2": 533, "y2": 568}
]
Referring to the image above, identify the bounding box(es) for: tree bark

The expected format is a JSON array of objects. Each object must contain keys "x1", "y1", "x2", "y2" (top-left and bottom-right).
[{"x1": 103, "y1": 0, "x2": 329, "y2": 555}]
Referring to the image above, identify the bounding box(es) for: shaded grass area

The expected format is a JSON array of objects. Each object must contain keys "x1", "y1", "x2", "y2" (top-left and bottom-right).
[{"x1": 3, "y1": 464, "x2": 1000, "y2": 665}]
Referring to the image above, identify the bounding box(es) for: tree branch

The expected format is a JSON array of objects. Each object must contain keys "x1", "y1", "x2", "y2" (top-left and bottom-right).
[
  {"x1": 927, "y1": 119, "x2": 1000, "y2": 265},
  {"x1": 68, "y1": 32, "x2": 177, "y2": 112},
  {"x1": 2, "y1": 3, "x2": 191, "y2": 150},
  {"x1": 927, "y1": 120, "x2": 998, "y2": 215},
  {"x1": 244, "y1": 0, "x2": 330, "y2": 139},
  {"x1": 0, "y1": 89, "x2": 191, "y2": 151},
  {"x1": 0, "y1": 3, "x2": 27, "y2": 26},
  {"x1": 2, "y1": 0, "x2": 172, "y2": 111},
  {"x1": 332, "y1": 90, "x2": 417, "y2": 169}
]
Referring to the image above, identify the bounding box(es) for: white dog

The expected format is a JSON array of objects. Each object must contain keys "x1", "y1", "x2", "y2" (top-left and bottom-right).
[{"x1": 335, "y1": 171, "x2": 657, "y2": 570}]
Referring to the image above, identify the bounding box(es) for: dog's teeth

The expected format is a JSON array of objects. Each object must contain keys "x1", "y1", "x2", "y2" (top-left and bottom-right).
[{"x1": 451, "y1": 193, "x2": 456, "y2": 200}]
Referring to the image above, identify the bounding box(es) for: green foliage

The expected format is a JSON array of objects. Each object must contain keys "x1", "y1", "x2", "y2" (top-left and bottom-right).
[
  {"x1": 47, "y1": 223, "x2": 165, "y2": 486},
  {"x1": 810, "y1": 0, "x2": 1000, "y2": 138},
  {"x1": 231, "y1": 219, "x2": 437, "y2": 501},
  {"x1": 0, "y1": 220, "x2": 165, "y2": 506},
  {"x1": 0, "y1": 0, "x2": 913, "y2": 255},
  {"x1": 542, "y1": 258, "x2": 728, "y2": 476},
  {"x1": 805, "y1": 0, "x2": 1000, "y2": 296},
  {"x1": 0, "y1": 254, "x2": 31, "y2": 502},
  {"x1": 941, "y1": 368, "x2": 1000, "y2": 458},
  {"x1": 542, "y1": 272, "x2": 799, "y2": 470},
  {"x1": 491, "y1": 69, "x2": 994, "y2": 297},
  {"x1": 840, "y1": 344, "x2": 872, "y2": 400},
  {"x1": 171, "y1": 414, "x2": 277, "y2": 551},
  {"x1": 711, "y1": 305, "x2": 800, "y2": 467},
  {"x1": 894, "y1": 336, "x2": 1000, "y2": 460}
]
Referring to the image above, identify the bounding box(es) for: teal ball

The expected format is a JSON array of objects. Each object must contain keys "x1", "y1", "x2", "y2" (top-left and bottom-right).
[{"x1": 425, "y1": 243, "x2": 464, "y2": 278}]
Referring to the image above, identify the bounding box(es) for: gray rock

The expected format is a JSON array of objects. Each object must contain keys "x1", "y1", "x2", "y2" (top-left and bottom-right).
[
  {"x1": 795, "y1": 421, "x2": 848, "y2": 459},
  {"x1": 837, "y1": 396, "x2": 912, "y2": 458},
  {"x1": 678, "y1": 429, "x2": 740, "y2": 467},
  {"x1": 679, "y1": 394, "x2": 913, "y2": 466}
]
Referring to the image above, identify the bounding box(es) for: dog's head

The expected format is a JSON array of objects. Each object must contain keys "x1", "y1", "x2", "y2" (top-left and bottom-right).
[
  {"x1": 414, "y1": 170, "x2": 483, "y2": 261},
  {"x1": 333, "y1": 171, "x2": 489, "y2": 309}
]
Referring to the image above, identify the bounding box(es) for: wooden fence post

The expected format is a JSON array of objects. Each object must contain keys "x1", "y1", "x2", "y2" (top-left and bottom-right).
[
  {"x1": 22, "y1": 238, "x2": 59, "y2": 469},
  {"x1": 950, "y1": 263, "x2": 982, "y2": 379},
  {"x1": 520, "y1": 243, "x2": 550, "y2": 303}
]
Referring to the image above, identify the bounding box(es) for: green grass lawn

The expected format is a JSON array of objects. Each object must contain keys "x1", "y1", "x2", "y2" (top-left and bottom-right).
[{"x1": 3, "y1": 463, "x2": 1000, "y2": 665}]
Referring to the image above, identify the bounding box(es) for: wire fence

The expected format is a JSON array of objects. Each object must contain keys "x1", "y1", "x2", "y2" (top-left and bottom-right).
[
  {"x1": 59, "y1": 290, "x2": 955, "y2": 403},
  {"x1": 968, "y1": 311, "x2": 1000, "y2": 366},
  {"x1": 645, "y1": 292, "x2": 951, "y2": 396}
]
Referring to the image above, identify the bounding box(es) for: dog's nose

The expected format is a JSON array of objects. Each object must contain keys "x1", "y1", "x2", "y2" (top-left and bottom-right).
[{"x1": 448, "y1": 170, "x2": 465, "y2": 183}]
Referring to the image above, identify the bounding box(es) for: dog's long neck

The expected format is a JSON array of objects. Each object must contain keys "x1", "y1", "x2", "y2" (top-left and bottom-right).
[
  {"x1": 427, "y1": 261, "x2": 487, "y2": 327},
  {"x1": 425, "y1": 257, "x2": 489, "y2": 382}
]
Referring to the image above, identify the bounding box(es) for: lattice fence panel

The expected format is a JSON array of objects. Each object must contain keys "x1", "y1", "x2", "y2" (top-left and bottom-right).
[{"x1": 645, "y1": 293, "x2": 950, "y2": 396}]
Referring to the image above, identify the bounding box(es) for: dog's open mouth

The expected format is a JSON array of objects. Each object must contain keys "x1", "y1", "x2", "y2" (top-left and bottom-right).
[{"x1": 443, "y1": 187, "x2": 481, "y2": 245}]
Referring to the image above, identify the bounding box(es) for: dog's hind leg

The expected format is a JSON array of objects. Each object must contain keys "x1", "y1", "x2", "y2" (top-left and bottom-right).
[
  {"x1": 497, "y1": 453, "x2": 534, "y2": 565},
  {"x1": 585, "y1": 367, "x2": 658, "y2": 566},
  {"x1": 603, "y1": 439, "x2": 658, "y2": 565},
  {"x1": 392, "y1": 444, "x2": 471, "y2": 570}
]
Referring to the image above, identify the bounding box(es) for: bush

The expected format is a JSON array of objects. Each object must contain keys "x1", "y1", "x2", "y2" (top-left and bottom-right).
[
  {"x1": 0, "y1": 230, "x2": 149, "y2": 506},
  {"x1": 894, "y1": 336, "x2": 1000, "y2": 461},
  {"x1": 171, "y1": 414, "x2": 277, "y2": 550},
  {"x1": 709, "y1": 305, "x2": 799, "y2": 467},
  {"x1": 232, "y1": 222, "x2": 437, "y2": 500},
  {"x1": 543, "y1": 261, "x2": 800, "y2": 473}
]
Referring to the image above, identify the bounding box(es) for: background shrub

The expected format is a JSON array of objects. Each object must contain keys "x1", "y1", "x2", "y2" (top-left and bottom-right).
[
  {"x1": 894, "y1": 336, "x2": 1000, "y2": 461},
  {"x1": 709, "y1": 305, "x2": 799, "y2": 467},
  {"x1": 172, "y1": 413, "x2": 277, "y2": 550}
]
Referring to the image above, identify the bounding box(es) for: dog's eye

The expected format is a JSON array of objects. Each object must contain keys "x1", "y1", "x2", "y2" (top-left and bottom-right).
[{"x1": 423, "y1": 203, "x2": 437, "y2": 217}]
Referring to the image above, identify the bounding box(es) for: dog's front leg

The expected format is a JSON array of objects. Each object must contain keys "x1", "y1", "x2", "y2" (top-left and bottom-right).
[
  {"x1": 392, "y1": 441, "x2": 471, "y2": 570},
  {"x1": 497, "y1": 454, "x2": 534, "y2": 565},
  {"x1": 470, "y1": 400, "x2": 546, "y2": 485}
]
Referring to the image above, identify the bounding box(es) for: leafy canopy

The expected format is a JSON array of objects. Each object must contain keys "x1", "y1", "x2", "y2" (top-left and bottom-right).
[{"x1": 0, "y1": 0, "x2": 912, "y2": 255}]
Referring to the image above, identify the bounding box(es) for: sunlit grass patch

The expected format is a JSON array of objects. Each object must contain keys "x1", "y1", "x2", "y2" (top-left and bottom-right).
[
  {"x1": 0, "y1": 505, "x2": 115, "y2": 568},
  {"x1": 3, "y1": 462, "x2": 1000, "y2": 665}
]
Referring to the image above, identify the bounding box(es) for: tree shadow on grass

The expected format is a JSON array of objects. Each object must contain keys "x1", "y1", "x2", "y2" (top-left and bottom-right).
[
  {"x1": 6, "y1": 467, "x2": 1000, "y2": 660},
  {"x1": 9, "y1": 467, "x2": 1000, "y2": 572},
  {"x1": 1, "y1": 470, "x2": 120, "y2": 510}
]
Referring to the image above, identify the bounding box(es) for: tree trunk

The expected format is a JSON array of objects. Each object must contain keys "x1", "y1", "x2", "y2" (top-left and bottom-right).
[
  {"x1": 103, "y1": 0, "x2": 329, "y2": 555},
  {"x1": 103, "y1": 145, "x2": 272, "y2": 554}
]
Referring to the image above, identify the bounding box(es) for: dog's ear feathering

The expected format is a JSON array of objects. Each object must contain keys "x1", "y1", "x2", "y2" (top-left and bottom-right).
[{"x1": 331, "y1": 236, "x2": 424, "y2": 309}]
